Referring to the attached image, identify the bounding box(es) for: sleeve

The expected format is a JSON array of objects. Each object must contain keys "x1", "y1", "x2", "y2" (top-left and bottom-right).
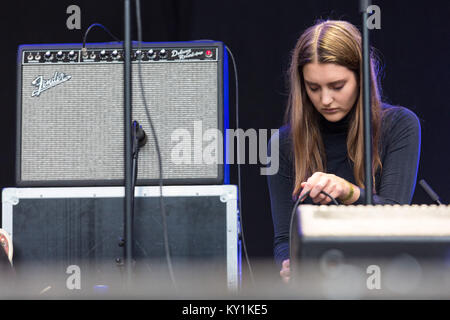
[
  {"x1": 354, "y1": 107, "x2": 421, "y2": 204},
  {"x1": 266, "y1": 128, "x2": 296, "y2": 266}
]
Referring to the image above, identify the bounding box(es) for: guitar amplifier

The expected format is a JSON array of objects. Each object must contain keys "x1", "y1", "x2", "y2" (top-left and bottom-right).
[
  {"x1": 1, "y1": 185, "x2": 240, "y2": 296},
  {"x1": 17, "y1": 41, "x2": 229, "y2": 186},
  {"x1": 290, "y1": 205, "x2": 450, "y2": 298}
]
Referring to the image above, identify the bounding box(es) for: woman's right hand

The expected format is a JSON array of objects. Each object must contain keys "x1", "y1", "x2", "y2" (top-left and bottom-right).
[{"x1": 280, "y1": 259, "x2": 290, "y2": 283}]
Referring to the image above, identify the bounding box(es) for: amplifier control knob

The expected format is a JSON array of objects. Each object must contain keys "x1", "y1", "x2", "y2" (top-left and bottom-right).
[
  {"x1": 68, "y1": 50, "x2": 76, "y2": 60},
  {"x1": 147, "y1": 49, "x2": 156, "y2": 59},
  {"x1": 44, "y1": 51, "x2": 52, "y2": 60},
  {"x1": 100, "y1": 50, "x2": 107, "y2": 59},
  {"x1": 111, "y1": 50, "x2": 118, "y2": 58},
  {"x1": 135, "y1": 50, "x2": 142, "y2": 59},
  {"x1": 159, "y1": 49, "x2": 167, "y2": 58},
  {"x1": 56, "y1": 51, "x2": 64, "y2": 60}
]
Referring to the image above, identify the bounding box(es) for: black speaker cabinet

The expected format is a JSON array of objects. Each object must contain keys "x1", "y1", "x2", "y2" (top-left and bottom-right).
[
  {"x1": 17, "y1": 41, "x2": 229, "y2": 186},
  {"x1": 1, "y1": 185, "x2": 240, "y2": 295}
]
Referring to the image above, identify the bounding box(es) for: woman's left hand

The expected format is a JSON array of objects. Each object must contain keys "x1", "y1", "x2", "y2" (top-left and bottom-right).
[{"x1": 298, "y1": 172, "x2": 353, "y2": 205}]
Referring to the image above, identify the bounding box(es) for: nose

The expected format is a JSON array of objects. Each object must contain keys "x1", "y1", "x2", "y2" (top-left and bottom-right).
[{"x1": 321, "y1": 90, "x2": 333, "y2": 106}]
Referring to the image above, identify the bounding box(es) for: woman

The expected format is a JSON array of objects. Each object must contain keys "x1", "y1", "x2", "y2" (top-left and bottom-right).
[{"x1": 266, "y1": 20, "x2": 421, "y2": 283}]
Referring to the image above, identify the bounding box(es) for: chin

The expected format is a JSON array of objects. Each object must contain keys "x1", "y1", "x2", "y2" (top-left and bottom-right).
[{"x1": 321, "y1": 112, "x2": 345, "y2": 122}]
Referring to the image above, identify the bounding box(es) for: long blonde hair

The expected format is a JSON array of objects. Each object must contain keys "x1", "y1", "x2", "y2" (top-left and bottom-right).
[{"x1": 284, "y1": 20, "x2": 383, "y2": 196}]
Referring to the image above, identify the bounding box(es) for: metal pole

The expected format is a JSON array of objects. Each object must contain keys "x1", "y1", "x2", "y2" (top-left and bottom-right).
[
  {"x1": 124, "y1": 0, "x2": 133, "y2": 283},
  {"x1": 360, "y1": 0, "x2": 373, "y2": 204}
]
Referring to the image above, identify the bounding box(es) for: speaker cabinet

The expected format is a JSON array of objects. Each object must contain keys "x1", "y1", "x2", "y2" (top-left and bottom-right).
[{"x1": 289, "y1": 205, "x2": 450, "y2": 298}]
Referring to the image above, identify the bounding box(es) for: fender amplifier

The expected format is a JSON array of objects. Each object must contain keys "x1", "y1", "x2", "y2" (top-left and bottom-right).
[{"x1": 17, "y1": 41, "x2": 229, "y2": 186}]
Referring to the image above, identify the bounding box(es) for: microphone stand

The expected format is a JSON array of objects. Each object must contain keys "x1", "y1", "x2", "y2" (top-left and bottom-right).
[
  {"x1": 419, "y1": 179, "x2": 444, "y2": 205},
  {"x1": 360, "y1": 0, "x2": 373, "y2": 204},
  {"x1": 123, "y1": 0, "x2": 133, "y2": 286}
]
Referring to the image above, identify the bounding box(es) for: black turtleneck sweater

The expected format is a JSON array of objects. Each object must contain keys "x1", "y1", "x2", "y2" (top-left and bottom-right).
[{"x1": 266, "y1": 103, "x2": 421, "y2": 266}]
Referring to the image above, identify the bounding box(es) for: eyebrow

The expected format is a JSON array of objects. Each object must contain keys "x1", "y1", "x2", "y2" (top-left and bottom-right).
[{"x1": 304, "y1": 79, "x2": 346, "y2": 86}]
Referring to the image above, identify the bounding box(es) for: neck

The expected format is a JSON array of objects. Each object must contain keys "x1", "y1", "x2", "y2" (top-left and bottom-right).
[{"x1": 319, "y1": 110, "x2": 353, "y2": 134}]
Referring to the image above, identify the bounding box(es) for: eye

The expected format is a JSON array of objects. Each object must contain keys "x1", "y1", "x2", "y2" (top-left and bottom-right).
[
  {"x1": 333, "y1": 86, "x2": 344, "y2": 91},
  {"x1": 309, "y1": 87, "x2": 319, "y2": 92}
]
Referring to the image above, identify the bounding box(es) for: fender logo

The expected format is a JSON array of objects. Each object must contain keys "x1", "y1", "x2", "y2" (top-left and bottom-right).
[{"x1": 31, "y1": 71, "x2": 72, "y2": 97}]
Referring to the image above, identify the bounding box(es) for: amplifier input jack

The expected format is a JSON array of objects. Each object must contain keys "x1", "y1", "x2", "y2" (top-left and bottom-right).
[{"x1": 81, "y1": 47, "x2": 88, "y2": 59}]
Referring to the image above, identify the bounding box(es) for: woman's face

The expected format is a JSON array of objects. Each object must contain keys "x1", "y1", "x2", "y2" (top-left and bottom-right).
[{"x1": 302, "y1": 62, "x2": 359, "y2": 122}]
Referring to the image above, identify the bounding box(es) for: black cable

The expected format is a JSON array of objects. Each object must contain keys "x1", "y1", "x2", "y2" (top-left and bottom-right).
[
  {"x1": 289, "y1": 190, "x2": 339, "y2": 265},
  {"x1": 189, "y1": 40, "x2": 254, "y2": 288},
  {"x1": 225, "y1": 45, "x2": 255, "y2": 286},
  {"x1": 82, "y1": 23, "x2": 120, "y2": 49},
  {"x1": 135, "y1": 0, "x2": 178, "y2": 291},
  {"x1": 82, "y1": 23, "x2": 121, "y2": 59}
]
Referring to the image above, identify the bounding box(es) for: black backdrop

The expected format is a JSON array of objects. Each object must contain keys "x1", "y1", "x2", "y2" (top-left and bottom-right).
[{"x1": 0, "y1": 0, "x2": 449, "y2": 281}]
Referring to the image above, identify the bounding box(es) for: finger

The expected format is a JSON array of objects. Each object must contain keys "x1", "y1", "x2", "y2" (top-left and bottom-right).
[
  {"x1": 319, "y1": 193, "x2": 332, "y2": 205},
  {"x1": 282, "y1": 276, "x2": 290, "y2": 284},
  {"x1": 315, "y1": 189, "x2": 330, "y2": 203},
  {"x1": 309, "y1": 175, "x2": 330, "y2": 198},
  {"x1": 280, "y1": 268, "x2": 290, "y2": 277},
  {"x1": 280, "y1": 270, "x2": 290, "y2": 280},
  {"x1": 280, "y1": 268, "x2": 290, "y2": 280},
  {"x1": 319, "y1": 193, "x2": 334, "y2": 205},
  {"x1": 319, "y1": 185, "x2": 337, "y2": 205},
  {"x1": 318, "y1": 190, "x2": 330, "y2": 205},
  {"x1": 299, "y1": 182, "x2": 308, "y2": 199},
  {"x1": 300, "y1": 173, "x2": 323, "y2": 199},
  {"x1": 326, "y1": 189, "x2": 341, "y2": 204},
  {"x1": 312, "y1": 178, "x2": 335, "y2": 204},
  {"x1": 307, "y1": 173, "x2": 325, "y2": 196}
]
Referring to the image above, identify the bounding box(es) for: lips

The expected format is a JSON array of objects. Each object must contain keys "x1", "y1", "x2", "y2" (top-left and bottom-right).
[{"x1": 322, "y1": 108, "x2": 339, "y2": 113}]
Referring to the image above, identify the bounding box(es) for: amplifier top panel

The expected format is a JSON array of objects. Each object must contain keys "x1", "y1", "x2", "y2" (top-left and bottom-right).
[{"x1": 20, "y1": 41, "x2": 221, "y2": 65}]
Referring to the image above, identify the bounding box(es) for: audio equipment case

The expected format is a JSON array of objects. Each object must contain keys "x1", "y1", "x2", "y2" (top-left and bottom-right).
[
  {"x1": 1, "y1": 185, "x2": 240, "y2": 294},
  {"x1": 289, "y1": 204, "x2": 450, "y2": 298}
]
